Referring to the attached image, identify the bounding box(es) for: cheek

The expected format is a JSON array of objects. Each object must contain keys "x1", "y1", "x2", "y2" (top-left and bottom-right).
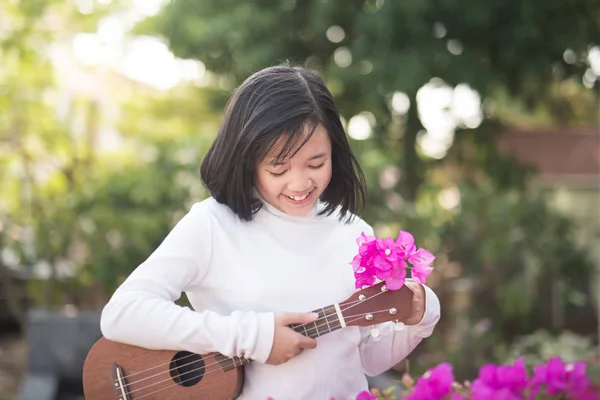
[
  {"x1": 255, "y1": 171, "x2": 283, "y2": 196},
  {"x1": 318, "y1": 164, "x2": 333, "y2": 186}
]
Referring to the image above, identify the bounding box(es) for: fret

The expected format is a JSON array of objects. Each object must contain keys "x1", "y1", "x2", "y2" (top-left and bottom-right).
[
  {"x1": 325, "y1": 305, "x2": 342, "y2": 331},
  {"x1": 218, "y1": 355, "x2": 251, "y2": 372},
  {"x1": 305, "y1": 320, "x2": 318, "y2": 338},
  {"x1": 324, "y1": 307, "x2": 332, "y2": 332},
  {"x1": 290, "y1": 305, "x2": 343, "y2": 339},
  {"x1": 216, "y1": 304, "x2": 346, "y2": 372}
]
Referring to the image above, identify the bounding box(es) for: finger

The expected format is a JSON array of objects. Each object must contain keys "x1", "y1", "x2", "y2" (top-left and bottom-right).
[
  {"x1": 405, "y1": 280, "x2": 420, "y2": 292},
  {"x1": 299, "y1": 337, "x2": 317, "y2": 349},
  {"x1": 281, "y1": 312, "x2": 319, "y2": 325}
]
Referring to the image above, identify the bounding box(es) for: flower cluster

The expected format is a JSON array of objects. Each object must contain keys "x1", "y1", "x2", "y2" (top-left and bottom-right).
[
  {"x1": 350, "y1": 231, "x2": 435, "y2": 290},
  {"x1": 396, "y1": 357, "x2": 599, "y2": 400}
]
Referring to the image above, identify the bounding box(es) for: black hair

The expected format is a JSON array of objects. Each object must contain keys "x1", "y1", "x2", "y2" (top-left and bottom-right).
[{"x1": 200, "y1": 64, "x2": 366, "y2": 222}]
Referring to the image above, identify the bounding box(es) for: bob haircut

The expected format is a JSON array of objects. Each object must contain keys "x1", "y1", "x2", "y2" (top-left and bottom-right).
[{"x1": 200, "y1": 64, "x2": 367, "y2": 222}]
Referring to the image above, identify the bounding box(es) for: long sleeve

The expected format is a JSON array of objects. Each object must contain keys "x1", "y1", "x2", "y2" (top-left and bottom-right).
[
  {"x1": 357, "y1": 285, "x2": 441, "y2": 376},
  {"x1": 99, "y1": 202, "x2": 275, "y2": 363}
]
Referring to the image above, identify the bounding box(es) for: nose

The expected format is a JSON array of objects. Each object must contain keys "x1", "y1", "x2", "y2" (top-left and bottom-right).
[{"x1": 287, "y1": 171, "x2": 312, "y2": 193}]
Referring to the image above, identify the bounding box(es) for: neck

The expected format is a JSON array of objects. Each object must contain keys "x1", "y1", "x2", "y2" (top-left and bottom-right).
[
  {"x1": 289, "y1": 304, "x2": 343, "y2": 338},
  {"x1": 217, "y1": 304, "x2": 342, "y2": 371}
]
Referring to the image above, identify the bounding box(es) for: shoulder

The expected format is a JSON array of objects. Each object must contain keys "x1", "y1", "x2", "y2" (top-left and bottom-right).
[
  {"x1": 189, "y1": 197, "x2": 232, "y2": 217},
  {"x1": 186, "y1": 197, "x2": 242, "y2": 228}
]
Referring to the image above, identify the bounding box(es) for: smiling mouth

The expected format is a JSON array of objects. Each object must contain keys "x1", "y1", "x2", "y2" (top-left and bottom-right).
[{"x1": 284, "y1": 189, "x2": 314, "y2": 202}]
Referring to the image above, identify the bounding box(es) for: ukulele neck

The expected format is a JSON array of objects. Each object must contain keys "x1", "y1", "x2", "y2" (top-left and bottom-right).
[
  {"x1": 289, "y1": 304, "x2": 343, "y2": 338},
  {"x1": 220, "y1": 304, "x2": 342, "y2": 371}
]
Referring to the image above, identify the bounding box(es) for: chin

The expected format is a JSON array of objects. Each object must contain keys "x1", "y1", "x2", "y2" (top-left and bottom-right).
[{"x1": 284, "y1": 207, "x2": 312, "y2": 216}]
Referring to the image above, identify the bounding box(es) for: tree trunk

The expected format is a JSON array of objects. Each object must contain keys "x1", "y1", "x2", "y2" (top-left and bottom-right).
[
  {"x1": 401, "y1": 93, "x2": 424, "y2": 203},
  {"x1": 0, "y1": 260, "x2": 25, "y2": 329}
]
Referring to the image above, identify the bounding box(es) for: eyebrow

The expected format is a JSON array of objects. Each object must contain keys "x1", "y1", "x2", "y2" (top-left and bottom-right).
[{"x1": 269, "y1": 152, "x2": 327, "y2": 166}]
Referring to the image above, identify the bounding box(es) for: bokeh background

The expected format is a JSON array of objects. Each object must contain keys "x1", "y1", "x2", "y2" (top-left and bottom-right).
[{"x1": 0, "y1": 0, "x2": 599, "y2": 398}]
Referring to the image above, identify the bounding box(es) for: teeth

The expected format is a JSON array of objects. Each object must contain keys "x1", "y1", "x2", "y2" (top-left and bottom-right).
[{"x1": 288, "y1": 193, "x2": 308, "y2": 201}]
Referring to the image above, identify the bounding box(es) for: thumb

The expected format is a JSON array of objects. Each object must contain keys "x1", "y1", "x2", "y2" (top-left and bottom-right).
[{"x1": 279, "y1": 311, "x2": 319, "y2": 325}]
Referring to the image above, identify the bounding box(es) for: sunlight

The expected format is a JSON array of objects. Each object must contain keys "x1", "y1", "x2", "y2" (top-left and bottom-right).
[
  {"x1": 348, "y1": 113, "x2": 374, "y2": 140},
  {"x1": 68, "y1": 0, "x2": 207, "y2": 90},
  {"x1": 416, "y1": 78, "x2": 482, "y2": 159}
]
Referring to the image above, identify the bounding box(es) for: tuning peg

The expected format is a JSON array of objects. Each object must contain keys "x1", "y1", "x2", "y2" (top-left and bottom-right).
[
  {"x1": 394, "y1": 320, "x2": 406, "y2": 332},
  {"x1": 370, "y1": 325, "x2": 381, "y2": 340}
]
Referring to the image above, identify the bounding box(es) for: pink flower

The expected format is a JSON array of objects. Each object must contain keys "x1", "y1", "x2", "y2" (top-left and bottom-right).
[
  {"x1": 396, "y1": 231, "x2": 435, "y2": 285},
  {"x1": 530, "y1": 357, "x2": 597, "y2": 399},
  {"x1": 395, "y1": 230, "x2": 416, "y2": 256},
  {"x1": 372, "y1": 238, "x2": 399, "y2": 275},
  {"x1": 409, "y1": 247, "x2": 435, "y2": 266},
  {"x1": 355, "y1": 390, "x2": 376, "y2": 400},
  {"x1": 351, "y1": 230, "x2": 435, "y2": 290},
  {"x1": 376, "y1": 237, "x2": 399, "y2": 260},
  {"x1": 405, "y1": 362, "x2": 455, "y2": 400},
  {"x1": 351, "y1": 234, "x2": 380, "y2": 289},
  {"x1": 354, "y1": 265, "x2": 377, "y2": 289},
  {"x1": 385, "y1": 260, "x2": 407, "y2": 290},
  {"x1": 470, "y1": 357, "x2": 528, "y2": 400},
  {"x1": 357, "y1": 232, "x2": 377, "y2": 253},
  {"x1": 411, "y1": 263, "x2": 434, "y2": 284}
]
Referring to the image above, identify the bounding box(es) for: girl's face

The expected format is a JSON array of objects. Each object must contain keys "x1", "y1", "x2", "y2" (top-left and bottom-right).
[{"x1": 255, "y1": 123, "x2": 332, "y2": 216}]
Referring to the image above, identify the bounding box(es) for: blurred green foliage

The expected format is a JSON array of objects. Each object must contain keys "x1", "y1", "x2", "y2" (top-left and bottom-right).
[
  {"x1": 140, "y1": 0, "x2": 599, "y2": 201},
  {"x1": 0, "y1": 0, "x2": 598, "y2": 381}
]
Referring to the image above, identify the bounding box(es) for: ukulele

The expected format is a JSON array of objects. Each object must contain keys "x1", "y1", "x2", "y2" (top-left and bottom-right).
[{"x1": 82, "y1": 281, "x2": 413, "y2": 400}]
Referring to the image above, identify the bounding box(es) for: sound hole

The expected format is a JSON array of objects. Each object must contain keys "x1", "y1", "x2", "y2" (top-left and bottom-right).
[{"x1": 169, "y1": 351, "x2": 205, "y2": 387}]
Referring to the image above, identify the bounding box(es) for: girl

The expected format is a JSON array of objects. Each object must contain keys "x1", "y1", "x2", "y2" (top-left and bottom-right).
[{"x1": 100, "y1": 65, "x2": 440, "y2": 399}]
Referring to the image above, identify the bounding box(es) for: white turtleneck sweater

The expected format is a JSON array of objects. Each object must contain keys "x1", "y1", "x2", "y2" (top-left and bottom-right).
[{"x1": 100, "y1": 197, "x2": 441, "y2": 400}]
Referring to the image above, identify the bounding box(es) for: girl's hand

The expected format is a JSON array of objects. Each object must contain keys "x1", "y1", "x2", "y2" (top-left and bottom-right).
[
  {"x1": 265, "y1": 312, "x2": 318, "y2": 365},
  {"x1": 403, "y1": 280, "x2": 426, "y2": 325}
]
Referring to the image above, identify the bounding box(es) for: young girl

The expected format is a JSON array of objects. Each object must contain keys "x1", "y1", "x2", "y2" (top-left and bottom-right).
[{"x1": 100, "y1": 65, "x2": 440, "y2": 399}]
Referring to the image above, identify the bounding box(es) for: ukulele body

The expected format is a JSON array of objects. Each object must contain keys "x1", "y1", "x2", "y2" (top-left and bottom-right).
[{"x1": 82, "y1": 337, "x2": 244, "y2": 400}]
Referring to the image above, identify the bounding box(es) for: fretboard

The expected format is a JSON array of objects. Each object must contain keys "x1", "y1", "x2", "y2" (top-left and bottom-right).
[
  {"x1": 218, "y1": 304, "x2": 342, "y2": 371},
  {"x1": 289, "y1": 304, "x2": 343, "y2": 339}
]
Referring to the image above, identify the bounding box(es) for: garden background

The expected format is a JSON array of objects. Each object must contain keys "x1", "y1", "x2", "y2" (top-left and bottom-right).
[{"x1": 0, "y1": 0, "x2": 599, "y2": 398}]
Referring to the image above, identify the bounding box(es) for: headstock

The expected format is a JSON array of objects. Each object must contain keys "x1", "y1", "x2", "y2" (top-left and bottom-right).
[{"x1": 339, "y1": 281, "x2": 413, "y2": 328}]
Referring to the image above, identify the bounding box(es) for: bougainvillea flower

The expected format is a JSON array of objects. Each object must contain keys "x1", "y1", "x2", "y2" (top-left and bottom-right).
[
  {"x1": 469, "y1": 357, "x2": 531, "y2": 400},
  {"x1": 351, "y1": 230, "x2": 435, "y2": 291},
  {"x1": 405, "y1": 362, "x2": 455, "y2": 400},
  {"x1": 385, "y1": 261, "x2": 408, "y2": 290},
  {"x1": 355, "y1": 390, "x2": 377, "y2": 400},
  {"x1": 411, "y1": 263, "x2": 434, "y2": 284},
  {"x1": 530, "y1": 356, "x2": 595, "y2": 399},
  {"x1": 395, "y1": 230, "x2": 416, "y2": 256},
  {"x1": 409, "y1": 247, "x2": 435, "y2": 266},
  {"x1": 354, "y1": 264, "x2": 377, "y2": 289}
]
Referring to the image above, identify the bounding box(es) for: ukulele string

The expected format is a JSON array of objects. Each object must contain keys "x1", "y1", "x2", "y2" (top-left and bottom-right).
[
  {"x1": 340, "y1": 289, "x2": 387, "y2": 314},
  {"x1": 121, "y1": 303, "x2": 344, "y2": 391},
  {"x1": 125, "y1": 305, "x2": 397, "y2": 397},
  {"x1": 131, "y1": 305, "x2": 398, "y2": 399},
  {"x1": 118, "y1": 295, "x2": 370, "y2": 383},
  {"x1": 121, "y1": 292, "x2": 387, "y2": 389}
]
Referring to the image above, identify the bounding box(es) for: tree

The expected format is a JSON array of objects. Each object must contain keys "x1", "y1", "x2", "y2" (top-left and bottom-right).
[
  {"x1": 0, "y1": 0, "x2": 220, "y2": 310},
  {"x1": 139, "y1": 0, "x2": 599, "y2": 202}
]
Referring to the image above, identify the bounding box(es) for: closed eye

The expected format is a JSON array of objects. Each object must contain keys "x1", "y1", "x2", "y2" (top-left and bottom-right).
[
  {"x1": 308, "y1": 163, "x2": 325, "y2": 170},
  {"x1": 268, "y1": 170, "x2": 287, "y2": 177}
]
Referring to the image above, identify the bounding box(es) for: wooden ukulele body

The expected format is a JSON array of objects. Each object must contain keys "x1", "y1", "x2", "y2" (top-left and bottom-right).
[{"x1": 82, "y1": 337, "x2": 244, "y2": 400}]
